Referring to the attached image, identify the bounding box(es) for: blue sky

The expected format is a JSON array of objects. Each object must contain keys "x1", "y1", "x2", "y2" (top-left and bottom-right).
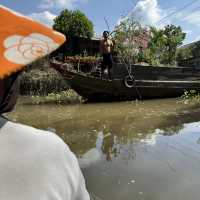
[{"x1": 1, "y1": 0, "x2": 200, "y2": 44}]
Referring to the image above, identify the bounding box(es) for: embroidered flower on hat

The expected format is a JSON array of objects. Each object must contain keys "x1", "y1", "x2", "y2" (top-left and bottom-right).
[{"x1": 3, "y1": 33, "x2": 59, "y2": 65}]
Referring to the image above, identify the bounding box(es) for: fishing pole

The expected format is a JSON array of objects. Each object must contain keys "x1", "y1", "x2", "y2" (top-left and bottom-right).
[{"x1": 104, "y1": 17, "x2": 110, "y2": 32}]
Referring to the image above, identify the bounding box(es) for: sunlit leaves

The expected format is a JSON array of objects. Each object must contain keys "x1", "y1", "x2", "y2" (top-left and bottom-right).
[{"x1": 53, "y1": 9, "x2": 94, "y2": 38}]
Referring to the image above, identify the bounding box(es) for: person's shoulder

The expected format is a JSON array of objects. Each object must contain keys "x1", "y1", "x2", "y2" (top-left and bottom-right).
[
  {"x1": 1, "y1": 120, "x2": 90, "y2": 200},
  {"x1": 3, "y1": 120, "x2": 68, "y2": 151},
  {"x1": 6, "y1": 121, "x2": 79, "y2": 166}
]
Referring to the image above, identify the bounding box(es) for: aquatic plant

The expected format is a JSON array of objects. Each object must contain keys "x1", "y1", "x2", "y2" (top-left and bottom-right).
[
  {"x1": 181, "y1": 90, "x2": 200, "y2": 103},
  {"x1": 21, "y1": 89, "x2": 82, "y2": 105}
]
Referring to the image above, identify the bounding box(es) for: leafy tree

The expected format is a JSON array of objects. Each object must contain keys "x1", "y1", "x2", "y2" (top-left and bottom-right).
[
  {"x1": 176, "y1": 47, "x2": 193, "y2": 63},
  {"x1": 53, "y1": 9, "x2": 94, "y2": 38},
  {"x1": 147, "y1": 27, "x2": 167, "y2": 65},
  {"x1": 113, "y1": 18, "x2": 148, "y2": 64},
  {"x1": 162, "y1": 25, "x2": 186, "y2": 64},
  {"x1": 113, "y1": 18, "x2": 186, "y2": 66},
  {"x1": 148, "y1": 25, "x2": 186, "y2": 65}
]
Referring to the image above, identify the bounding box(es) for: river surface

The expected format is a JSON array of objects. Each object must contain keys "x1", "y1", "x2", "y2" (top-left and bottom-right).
[{"x1": 8, "y1": 98, "x2": 200, "y2": 200}]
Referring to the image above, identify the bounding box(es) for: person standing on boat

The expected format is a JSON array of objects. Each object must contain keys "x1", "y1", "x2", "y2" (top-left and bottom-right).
[{"x1": 100, "y1": 31, "x2": 114, "y2": 80}]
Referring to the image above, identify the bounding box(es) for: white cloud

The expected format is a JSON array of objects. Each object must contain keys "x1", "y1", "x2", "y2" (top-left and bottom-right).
[
  {"x1": 133, "y1": 0, "x2": 161, "y2": 25},
  {"x1": 115, "y1": 0, "x2": 199, "y2": 44},
  {"x1": 29, "y1": 11, "x2": 56, "y2": 27},
  {"x1": 118, "y1": 0, "x2": 169, "y2": 27},
  {"x1": 39, "y1": 0, "x2": 87, "y2": 9}
]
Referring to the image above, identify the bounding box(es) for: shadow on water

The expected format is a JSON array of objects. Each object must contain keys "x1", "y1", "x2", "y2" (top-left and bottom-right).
[{"x1": 7, "y1": 98, "x2": 200, "y2": 200}]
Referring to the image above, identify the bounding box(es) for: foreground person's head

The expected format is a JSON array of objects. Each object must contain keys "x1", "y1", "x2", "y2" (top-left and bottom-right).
[
  {"x1": 0, "y1": 6, "x2": 65, "y2": 115},
  {"x1": 0, "y1": 72, "x2": 19, "y2": 114}
]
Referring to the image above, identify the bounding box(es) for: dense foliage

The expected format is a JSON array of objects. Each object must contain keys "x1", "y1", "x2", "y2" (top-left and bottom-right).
[
  {"x1": 113, "y1": 17, "x2": 186, "y2": 66},
  {"x1": 176, "y1": 47, "x2": 193, "y2": 63},
  {"x1": 53, "y1": 9, "x2": 94, "y2": 38},
  {"x1": 147, "y1": 25, "x2": 186, "y2": 65},
  {"x1": 113, "y1": 19, "x2": 148, "y2": 64}
]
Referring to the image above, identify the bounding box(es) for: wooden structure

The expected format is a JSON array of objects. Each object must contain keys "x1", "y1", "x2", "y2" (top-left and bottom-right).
[
  {"x1": 178, "y1": 56, "x2": 200, "y2": 69},
  {"x1": 51, "y1": 58, "x2": 200, "y2": 101},
  {"x1": 178, "y1": 41, "x2": 200, "y2": 69},
  {"x1": 53, "y1": 36, "x2": 100, "y2": 57}
]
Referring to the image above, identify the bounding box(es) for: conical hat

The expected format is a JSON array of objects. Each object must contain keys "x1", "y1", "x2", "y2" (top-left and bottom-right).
[{"x1": 0, "y1": 5, "x2": 66, "y2": 79}]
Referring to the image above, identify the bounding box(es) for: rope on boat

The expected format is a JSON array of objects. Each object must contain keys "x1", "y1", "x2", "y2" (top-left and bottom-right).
[
  {"x1": 124, "y1": 75, "x2": 135, "y2": 88},
  {"x1": 120, "y1": 57, "x2": 142, "y2": 100}
]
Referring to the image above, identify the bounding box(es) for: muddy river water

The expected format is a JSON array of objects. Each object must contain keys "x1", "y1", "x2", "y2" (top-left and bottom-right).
[{"x1": 8, "y1": 98, "x2": 200, "y2": 200}]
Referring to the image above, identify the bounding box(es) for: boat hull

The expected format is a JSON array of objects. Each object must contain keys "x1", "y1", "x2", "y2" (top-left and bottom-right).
[{"x1": 51, "y1": 60, "x2": 200, "y2": 101}]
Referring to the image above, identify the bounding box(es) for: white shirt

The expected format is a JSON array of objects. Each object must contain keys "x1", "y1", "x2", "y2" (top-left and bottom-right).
[{"x1": 0, "y1": 117, "x2": 90, "y2": 200}]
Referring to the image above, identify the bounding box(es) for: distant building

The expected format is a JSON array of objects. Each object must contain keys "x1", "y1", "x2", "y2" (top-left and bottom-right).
[
  {"x1": 54, "y1": 36, "x2": 100, "y2": 57},
  {"x1": 178, "y1": 40, "x2": 200, "y2": 69},
  {"x1": 52, "y1": 32, "x2": 151, "y2": 60}
]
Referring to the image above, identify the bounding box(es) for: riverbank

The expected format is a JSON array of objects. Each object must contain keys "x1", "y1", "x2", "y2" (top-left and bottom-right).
[
  {"x1": 18, "y1": 88, "x2": 200, "y2": 105},
  {"x1": 18, "y1": 89, "x2": 82, "y2": 105}
]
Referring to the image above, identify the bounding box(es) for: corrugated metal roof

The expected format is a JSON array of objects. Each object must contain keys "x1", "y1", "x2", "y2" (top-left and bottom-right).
[{"x1": 179, "y1": 40, "x2": 200, "y2": 49}]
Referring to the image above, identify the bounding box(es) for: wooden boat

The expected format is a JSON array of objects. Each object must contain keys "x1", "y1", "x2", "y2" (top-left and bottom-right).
[{"x1": 51, "y1": 58, "x2": 200, "y2": 101}]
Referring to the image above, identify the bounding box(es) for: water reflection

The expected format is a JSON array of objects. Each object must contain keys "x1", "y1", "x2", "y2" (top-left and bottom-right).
[
  {"x1": 79, "y1": 131, "x2": 120, "y2": 168},
  {"x1": 79, "y1": 132, "x2": 104, "y2": 168},
  {"x1": 79, "y1": 127, "x2": 163, "y2": 167},
  {"x1": 83, "y1": 122, "x2": 200, "y2": 200},
  {"x1": 78, "y1": 122, "x2": 200, "y2": 171}
]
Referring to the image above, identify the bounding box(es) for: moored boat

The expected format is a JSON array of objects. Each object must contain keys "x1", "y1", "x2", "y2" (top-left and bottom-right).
[{"x1": 51, "y1": 58, "x2": 200, "y2": 101}]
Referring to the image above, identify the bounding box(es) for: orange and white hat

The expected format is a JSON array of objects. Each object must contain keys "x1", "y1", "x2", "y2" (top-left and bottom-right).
[{"x1": 0, "y1": 5, "x2": 66, "y2": 79}]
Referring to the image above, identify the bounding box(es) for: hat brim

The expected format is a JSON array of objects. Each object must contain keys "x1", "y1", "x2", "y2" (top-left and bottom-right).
[{"x1": 0, "y1": 5, "x2": 66, "y2": 79}]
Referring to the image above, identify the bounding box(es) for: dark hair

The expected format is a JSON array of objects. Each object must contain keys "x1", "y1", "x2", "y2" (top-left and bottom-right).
[
  {"x1": 103, "y1": 31, "x2": 109, "y2": 36},
  {"x1": 0, "y1": 72, "x2": 20, "y2": 114}
]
